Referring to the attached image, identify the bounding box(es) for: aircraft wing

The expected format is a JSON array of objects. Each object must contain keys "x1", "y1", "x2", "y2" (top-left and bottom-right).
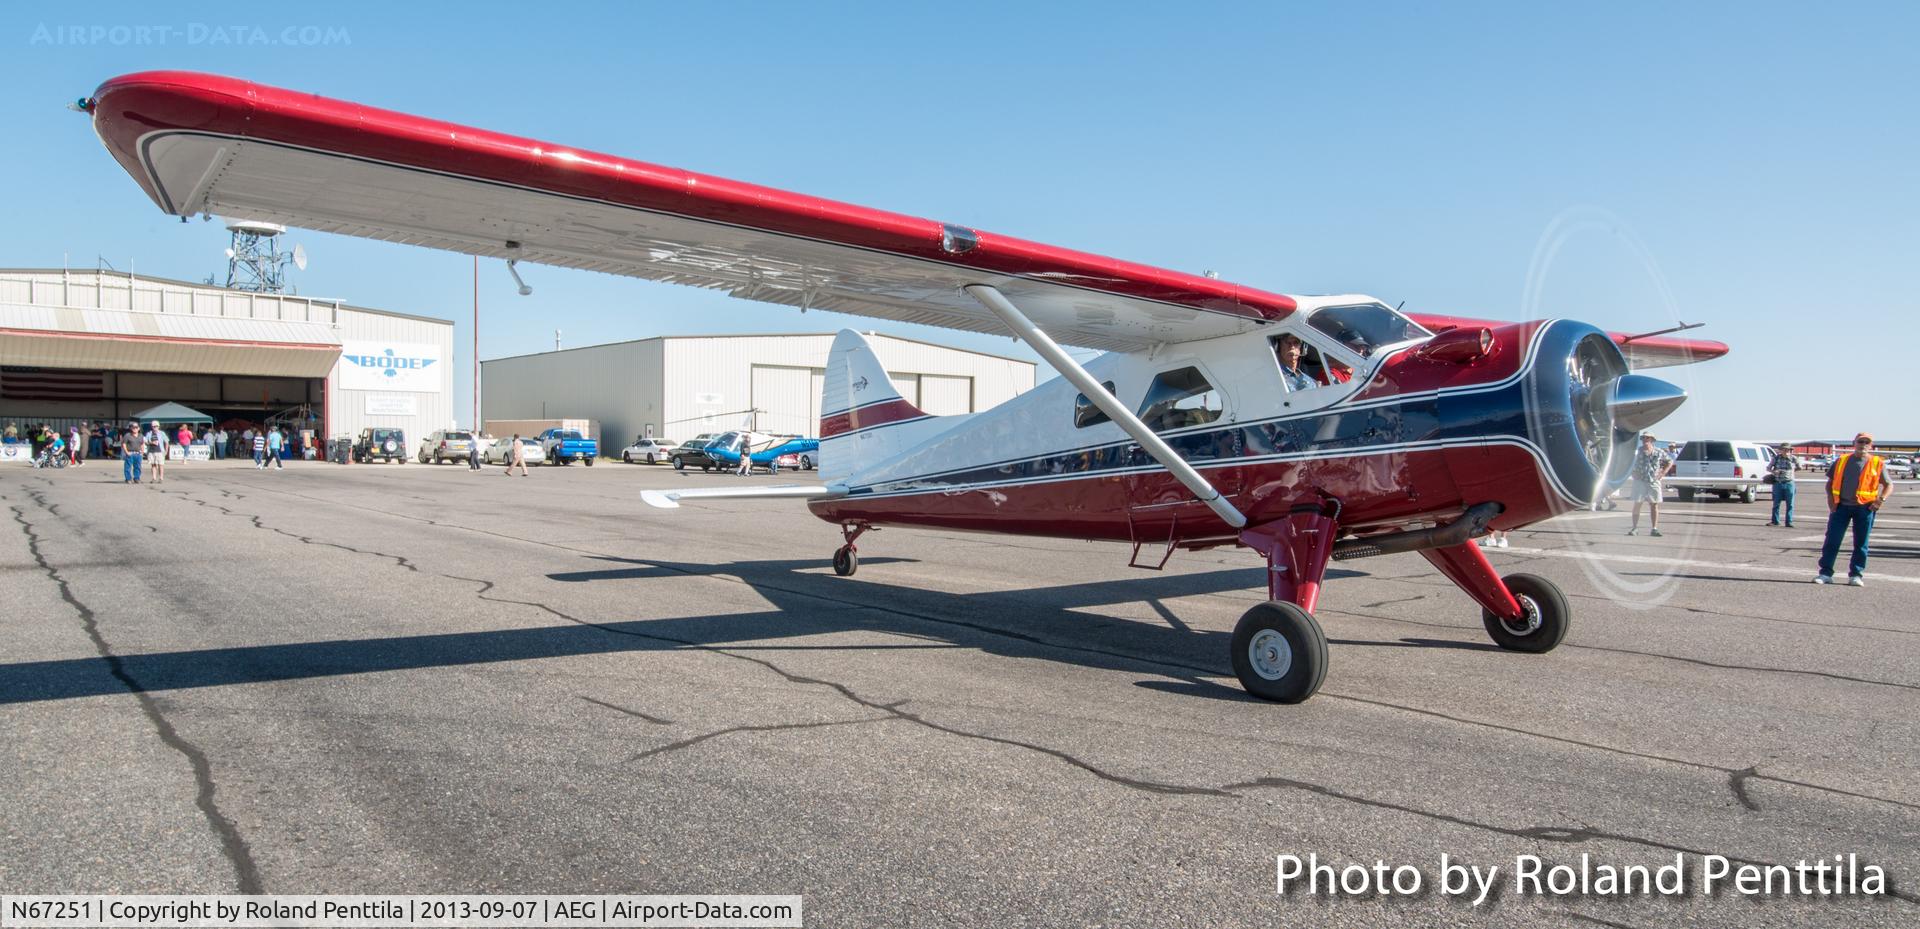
[
  {"x1": 1410, "y1": 313, "x2": 1728, "y2": 369},
  {"x1": 87, "y1": 72, "x2": 1295, "y2": 354}
]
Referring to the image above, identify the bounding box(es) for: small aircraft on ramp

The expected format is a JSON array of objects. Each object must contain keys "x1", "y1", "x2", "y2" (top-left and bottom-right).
[{"x1": 83, "y1": 72, "x2": 1726, "y2": 702}]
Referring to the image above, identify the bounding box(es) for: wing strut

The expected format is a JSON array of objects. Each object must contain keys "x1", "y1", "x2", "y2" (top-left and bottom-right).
[{"x1": 964, "y1": 284, "x2": 1248, "y2": 530}]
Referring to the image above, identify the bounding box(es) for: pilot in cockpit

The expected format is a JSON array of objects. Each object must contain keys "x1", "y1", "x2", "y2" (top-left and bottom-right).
[{"x1": 1274, "y1": 334, "x2": 1317, "y2": 392}]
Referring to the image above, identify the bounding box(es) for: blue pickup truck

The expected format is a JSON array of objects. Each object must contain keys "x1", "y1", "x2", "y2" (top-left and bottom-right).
[{"x1": 537, "y1": 428, "x2": 598, "y2": 466}]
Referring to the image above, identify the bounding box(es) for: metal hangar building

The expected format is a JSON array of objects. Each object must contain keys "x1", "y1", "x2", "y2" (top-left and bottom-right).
[
  {"x1": 0, "y1": 268, "x2": 454, "y2": 442},
  {"x1": 480, "y1": 332, "x2": 1036, "y2": 447}
]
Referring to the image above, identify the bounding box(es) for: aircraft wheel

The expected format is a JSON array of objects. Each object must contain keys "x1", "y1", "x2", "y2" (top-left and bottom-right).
[
  {"x1": 832, "y1": 546, "x2": 858, "y2": 577},
  {"x1": 1481, "y1": 573, "x2": 1570, "y2": 653},
  {"x1": 1229, "y1": 601, "x2": 1327, "y2": 703}
]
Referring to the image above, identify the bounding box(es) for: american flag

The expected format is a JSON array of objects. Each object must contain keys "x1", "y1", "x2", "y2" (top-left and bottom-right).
[{"x1": 0, "y1": 367, "x2": 105, "y2": 401}]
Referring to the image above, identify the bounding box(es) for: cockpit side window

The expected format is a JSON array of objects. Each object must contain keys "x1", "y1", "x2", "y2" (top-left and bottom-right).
[
  {"x1": 1074, "y1": 381, "x2": 1118, "y2": 429},
  {"x1": 1307, "y1": 303, "x2": 1431, "y2": 358},
  {"x1": 1138, "y1": 367, "x2": 1223, "y2": 433}
]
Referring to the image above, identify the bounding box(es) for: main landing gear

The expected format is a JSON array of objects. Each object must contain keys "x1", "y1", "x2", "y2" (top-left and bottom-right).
[
  {"x1": 1231, "y1": 505, "x2": 1570, "y2": 703},
  {"x1": 832, "y1": 522, "x2": 872, "y2": 577}
]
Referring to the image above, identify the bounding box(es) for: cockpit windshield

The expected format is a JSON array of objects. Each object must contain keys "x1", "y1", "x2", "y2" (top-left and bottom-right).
[{"x1": 1306, "y1": 303, "x2": 1431, "y2": 358}]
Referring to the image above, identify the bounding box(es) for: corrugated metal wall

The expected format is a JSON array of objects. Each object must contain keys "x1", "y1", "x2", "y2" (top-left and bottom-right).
[
  {"x1": 480, "y1": 340, "x2": 649, "y2": 449},
  {"x1": 482, "y1": 332, "x2": 1034, "y2": 451}
]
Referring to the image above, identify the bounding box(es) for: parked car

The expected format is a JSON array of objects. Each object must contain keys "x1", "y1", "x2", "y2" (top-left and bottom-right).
[
  {"x1": 670, "y1": 437, "x2": 720, "y2": 471},
  {"x1": 751, "y1": 437, "x2": 819, "y2": 471},
  {"x1": 620, "y1": 436, "x2": 678, "y2": 464},
  {"x1": 538, "y1": 428, "x2": 598, "y2": 466},
  {"x1": 353, "y1": 428, "x2": 408, "y2": 464},
  {"x1": 1887, "y1": 457, "x2": 1917, "y2": 480},
  {"x1": 418, "y1": 429, "x2": 478, "y2": 464},
  {"x1": 482, "y1": 435, "x2": 546, "y2": 466},
  {"x1": 1670, "y1": 439, "x2": 1773, "y2": 502}
]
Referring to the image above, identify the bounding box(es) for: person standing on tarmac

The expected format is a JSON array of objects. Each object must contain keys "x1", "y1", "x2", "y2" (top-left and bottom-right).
[
  {"x1": 267, "y1": 426, "x2": 285, "y2": 470},
  {"x1": 120, "y1": 422, "x2": 143, "y2": 483},
  {"x1": 145, "y1": 420, "x2": 168, "y2": 485},
  {"x1": 1815, "y1": 432, "x2": 1893, "y2": 587},
  {"x1": 1767, "y1": 444, "x2": 1800, "y2": 527},
  {"x1": 1626, "y1": 433, "x2": 1675, "y2": 537},
  {"x1": 468, "y1": 435, "x2": 482, "y2": 471}
]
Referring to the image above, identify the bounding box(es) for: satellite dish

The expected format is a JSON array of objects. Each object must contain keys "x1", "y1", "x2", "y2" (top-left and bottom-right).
[
  {"x1": 224, "y1": 247, "x2": 235, "y2": 259},
  {"x1": 292, "y1": 243, "x2": 308, "y2": 271}
]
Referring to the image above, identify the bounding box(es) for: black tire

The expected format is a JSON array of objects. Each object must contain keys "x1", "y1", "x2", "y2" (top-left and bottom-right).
[
  {"x1": 674, "y1": 458, "x2": 685, "y2": 471},
  {"x1": 585, "y1": 457, "x2": 595, "y2": 467},
  {"x1": 1481, "y1": 573, "x2": 1570, "y2": 653},
  {"x1": 702, "y1": 465, "x2": 712, "y2": 472},
  {"x1": 1229, "y1": 601, "x2": 1328, "y2": 703},
  {"x1": 832, "y1": 545, "x2": 858, "y2": 577},
  {"x1": 1740, "y1": 487, "x2": 1755, "y2": 504},
  {"x1": 1677, "y1": 487, "x2": 1694, "y2": 502},
  {"x1": 622, "y1": 451, "x2": 631, "y2": 464},
  {"x1": 800, "y1": 455, "x2": 813, "y2": 471},
  {"x1": 646, "y1": 454, "x2": 656, "y2": 465}
]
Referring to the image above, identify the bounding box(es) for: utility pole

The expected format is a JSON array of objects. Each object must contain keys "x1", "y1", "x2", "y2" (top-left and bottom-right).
[{"x1": 472, "y1": 256, "x2": 479, "y2": 431}]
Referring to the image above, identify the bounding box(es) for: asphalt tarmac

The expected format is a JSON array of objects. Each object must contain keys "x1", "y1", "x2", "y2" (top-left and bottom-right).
[{"x1": 3, "y1": 459, "x2": 1916, "y2": 928}]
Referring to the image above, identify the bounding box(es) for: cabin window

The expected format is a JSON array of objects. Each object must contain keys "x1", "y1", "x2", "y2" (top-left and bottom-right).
[
  {"x1": 1074, "y1": 381, "x2": 1118, "y2": 428},
  {"x1": 1308, "y1": 303, "x2": 1431, "y2": 358},
  {"x1": 1137, "y1": 367, "x2": 1223, "y2": 432}
]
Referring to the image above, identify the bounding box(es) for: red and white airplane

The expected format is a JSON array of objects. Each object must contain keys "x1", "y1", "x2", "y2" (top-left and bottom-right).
[{"x1": 84, "y1": 72, "x2": 1726, "y2": 702}]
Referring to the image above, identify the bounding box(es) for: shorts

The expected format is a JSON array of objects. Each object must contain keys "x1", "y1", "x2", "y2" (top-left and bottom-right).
[{"x1": 1629, "y1": 479, "x2": 1663, "y2": 502}]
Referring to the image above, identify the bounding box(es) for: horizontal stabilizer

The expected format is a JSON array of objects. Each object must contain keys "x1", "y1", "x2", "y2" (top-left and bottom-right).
[{"x1": 640, "y1": 484, "x2": 845, "y2": 509}]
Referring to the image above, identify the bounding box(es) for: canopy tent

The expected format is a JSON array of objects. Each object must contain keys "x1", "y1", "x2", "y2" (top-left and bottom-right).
[{"x1": 130, "y1": 402, "x2": 213, "y2": 424}]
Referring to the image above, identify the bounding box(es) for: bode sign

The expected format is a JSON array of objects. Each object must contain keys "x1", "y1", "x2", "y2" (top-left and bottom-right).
[{"x1": 338, "y1": 342, "x2": 443, "y2": 392}]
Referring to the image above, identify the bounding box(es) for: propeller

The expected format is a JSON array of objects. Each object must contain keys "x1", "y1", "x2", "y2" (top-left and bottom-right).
[{"x1": 1564, "y1": 334, "x2": 1685, "y2": 507}]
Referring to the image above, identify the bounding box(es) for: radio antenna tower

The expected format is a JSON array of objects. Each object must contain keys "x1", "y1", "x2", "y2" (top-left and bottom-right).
[{"x1": 219, "y1": 219, "x2": 307, "y2": 293}]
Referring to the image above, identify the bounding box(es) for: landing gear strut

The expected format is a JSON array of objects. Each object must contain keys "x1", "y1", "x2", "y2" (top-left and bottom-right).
[
  {"x1": 1232, "y1": 505, "x2": 1338, "y2": 703},
  {"x1": 832, "y1": 522, "x2": 871, "y2": 577},
  {"x1": 1421, "y1": 543, "x2": 1570, "y2": 652}
]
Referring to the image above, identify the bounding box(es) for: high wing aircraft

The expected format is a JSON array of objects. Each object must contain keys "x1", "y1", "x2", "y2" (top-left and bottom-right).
[{"x1": 83, "y1": 72, "x2": 1727, "y2": 703}]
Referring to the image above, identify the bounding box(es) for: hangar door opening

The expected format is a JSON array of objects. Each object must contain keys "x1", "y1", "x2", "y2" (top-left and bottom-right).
[{"x1": 750, "y1": 365, "x2": 818, "y2": 436}]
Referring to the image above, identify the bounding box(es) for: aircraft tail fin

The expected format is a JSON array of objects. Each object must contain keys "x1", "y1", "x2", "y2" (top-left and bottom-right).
[{"x1": 819, "y1": 329, "x2": 938, "y2": 484}]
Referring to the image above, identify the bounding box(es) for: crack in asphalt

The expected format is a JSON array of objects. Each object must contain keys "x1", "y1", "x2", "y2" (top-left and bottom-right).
[
  {"x1": 173, "y1": 478, "x2": 1920, "y2": 817},
  {"x1": 11, "y1": 493, "x2": 263, "y2": 893},
  {"x1": 1728, "y1": 765, "x2": 1762, "y2": 812},
  {"x1": 1359, "y1": 594, "x2": 1427, "y2": 609},
  {"x1": 158, "y1": 490, "x2": 420, "y2": 573},
  {"x1": 578, "y1": 695, "x2": 673, "y2": 726},
  {"x1": 628, "y1": 716, "x2": 892, "y2": 761},
  {"x1": 1563, "y1": 911, "x2": 1646, "y2": 929}
]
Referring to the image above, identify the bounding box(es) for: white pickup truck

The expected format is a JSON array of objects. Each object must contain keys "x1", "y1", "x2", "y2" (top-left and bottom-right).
[{"x1": 1669, "y1": 440, "x2": 1775, "y2": 503}]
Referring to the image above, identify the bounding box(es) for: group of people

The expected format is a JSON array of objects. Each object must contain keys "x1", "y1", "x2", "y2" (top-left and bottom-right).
[
  {"x1": 1498, "y1": 431, "x2": 1895, "y2": 585},
  {"x1": 2, "y1": 419, "x2": 312, "y2": 478}
]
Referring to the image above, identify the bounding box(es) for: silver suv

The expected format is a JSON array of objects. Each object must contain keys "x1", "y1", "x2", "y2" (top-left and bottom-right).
[{"x1": 418, "y1": 430, "x2": 478, "y2": 464}]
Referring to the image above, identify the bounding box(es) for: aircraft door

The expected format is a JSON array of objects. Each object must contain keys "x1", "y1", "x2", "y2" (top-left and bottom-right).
[{"x1": 1122, "y1": 364, "x2": 1243, "y2": 542}]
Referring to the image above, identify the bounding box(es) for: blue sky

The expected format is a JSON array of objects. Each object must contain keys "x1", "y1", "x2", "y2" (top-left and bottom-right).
[{"x1": 4, "y1": 1, "x2": 1915, "y2": 440}]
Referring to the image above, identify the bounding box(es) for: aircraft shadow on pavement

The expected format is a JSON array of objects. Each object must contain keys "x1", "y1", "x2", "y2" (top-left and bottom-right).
[{"x1": 1, "y1": 555, "x2": 1390, "y2": 706}]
